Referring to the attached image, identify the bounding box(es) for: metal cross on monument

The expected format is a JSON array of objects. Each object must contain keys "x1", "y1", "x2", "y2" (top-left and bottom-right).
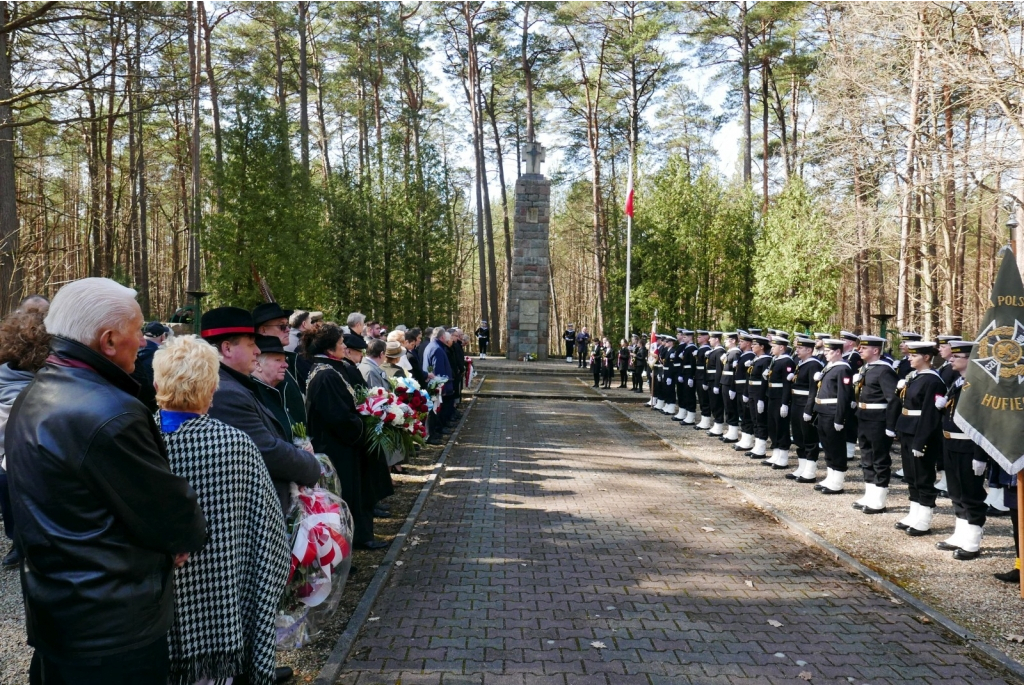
[{"x1": 524, "y1": 141, "x2": 546, "y2": 175}]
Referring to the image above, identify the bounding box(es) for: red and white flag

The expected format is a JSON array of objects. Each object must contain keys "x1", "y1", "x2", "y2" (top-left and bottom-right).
[{"x1": 625, "y1": 178, "x2": 635, "y2": 218}]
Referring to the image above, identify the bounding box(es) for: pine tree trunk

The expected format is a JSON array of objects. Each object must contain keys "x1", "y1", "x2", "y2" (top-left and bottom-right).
[
  {"x1": 896, "y1": 21, "x2": 923, "y2": 331},
  {"x1": 0, "y1": 1, "x2": 22, "y2": 314},
  {"x1": 298, "y1": 1, "x2": 310, "y2": 175}
]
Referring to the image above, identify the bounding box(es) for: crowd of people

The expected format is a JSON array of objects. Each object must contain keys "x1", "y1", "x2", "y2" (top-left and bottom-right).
[
  {"x1": 0, "y1": 277, "x2": 472, "y2": 685},
  {"x1": 565, "y1": 324, "x2": 1020, "y2": 583}
]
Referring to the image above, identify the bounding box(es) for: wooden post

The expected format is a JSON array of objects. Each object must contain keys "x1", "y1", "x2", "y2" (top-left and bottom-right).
[{"x1": 1007, "y1": 210, "x2": 1024, "y2": 598}]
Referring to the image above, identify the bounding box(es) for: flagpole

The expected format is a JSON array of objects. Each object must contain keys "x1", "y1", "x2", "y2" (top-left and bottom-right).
[{"x1": 625, "y1": 151, "x2": 634, "y2": 343}]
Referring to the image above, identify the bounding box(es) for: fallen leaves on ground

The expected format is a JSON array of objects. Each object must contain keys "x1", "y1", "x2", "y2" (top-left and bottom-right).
[
  {"x1": 1005, "y1": 634, "x2": 1024, "y2": 643},
  {"x1": 798, "y1": 671, "x2": 813, "y2": 680},
  {"x1": 590, "y1": 641, "x2": 606, "y2": 649},
  {"x1": 745, "y1": 580, "x2": 754, "y2": 588},
  {"x1": 767, "y1": 619, "x2": 783, "y2": 627},
  {"x1": 700, "y1": 526, "x2": 716, "y2": 532}
]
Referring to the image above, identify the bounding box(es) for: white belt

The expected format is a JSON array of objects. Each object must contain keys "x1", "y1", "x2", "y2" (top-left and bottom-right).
[
  {"x1": 735, "y1": 379, "x2": 747, "y2": 384},
  {"x1": 858, "y1": 403, "x2": 887, "y2": 410},
  {"x1": 721, "y1": 370, "x2": 734, "y2": 376},
  {"x1": 684, "y1": 365, "x2": 693, "y2": 369},
  {"x1": 815, "y1": 398, "x2": 837, "y2": 405},
  {"x1": 902, "y1": 409, "x2": 922, "y2": 416},
  {"x1": 791, "y1": 389, "x2": 809, "y2": 396},
  {"x1": 769, "y1": 382, "x2": 784, "y2": 388},
  {"x1": 944, "y1": 431, "x2": 969, "y2": 440},
  {"x1": 748, "y1": 381, "x2": 762, "y2": 386}
]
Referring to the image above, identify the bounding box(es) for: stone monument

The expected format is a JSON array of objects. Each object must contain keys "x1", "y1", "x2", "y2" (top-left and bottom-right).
[{"x1": 506, "y1": 142, "x2": 551, "y2": 361}]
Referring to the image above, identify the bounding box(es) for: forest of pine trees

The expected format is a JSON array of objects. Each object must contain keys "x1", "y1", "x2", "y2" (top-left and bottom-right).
[{"x1": 2, "y1": 2, "x2": 1024, "y2": 351}]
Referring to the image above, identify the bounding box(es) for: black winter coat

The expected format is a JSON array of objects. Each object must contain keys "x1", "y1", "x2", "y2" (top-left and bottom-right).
[{"x1": 6, "y1": 336, "x2": 207, "y2": 658}]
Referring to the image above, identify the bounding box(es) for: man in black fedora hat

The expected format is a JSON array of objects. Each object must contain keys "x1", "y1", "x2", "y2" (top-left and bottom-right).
[
  {"x1": 252, "y1": 302, "x2": 307, "y2": 424},
  {"x1": 203, "y1": 307, "x2": 320, "y2": 512}
]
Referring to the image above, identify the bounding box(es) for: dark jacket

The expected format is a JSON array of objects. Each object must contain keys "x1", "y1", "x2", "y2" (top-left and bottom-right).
[
  {"x1": 423, "y1": 340, "x2": 454, "y2": 395},
  {"x1": 406, "y1": 344, "x2": 427, "y2": 386},
  {"x1": 253, "y1": 377, "x2": 295, "y2": 443},
  {"x1": 6, "y1": 336, "x2": 207, "y2": 658},
  {"x1": 304, "y1": 357, "x2": 370, "y2": 542},
  {"x1": 208, "y1": 365, "x2": 321, "y2": 510},
  {"x1": 130, "y1": 339, "x2": 160, "y2": 414}
]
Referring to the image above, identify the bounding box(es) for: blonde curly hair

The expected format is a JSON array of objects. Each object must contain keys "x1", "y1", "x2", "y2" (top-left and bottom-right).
[{"x1": 153, "y1": 334, "x2": 221, "y2": 412}]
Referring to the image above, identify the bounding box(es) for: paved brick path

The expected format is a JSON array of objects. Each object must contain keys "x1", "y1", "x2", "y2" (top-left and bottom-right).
[{"x1": 338, "y1": 394, "x2": 1012, "y2": 684}]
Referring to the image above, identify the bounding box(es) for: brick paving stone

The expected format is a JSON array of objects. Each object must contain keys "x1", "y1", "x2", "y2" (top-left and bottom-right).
[{"x1": 338, "y1": 392, "x2": 1015, "y2": 684}]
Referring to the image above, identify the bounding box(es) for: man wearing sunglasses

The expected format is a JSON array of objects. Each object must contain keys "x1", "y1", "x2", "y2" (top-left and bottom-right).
[{"x1": 253, "y1": 302, "x2": 307, "y2": 425}]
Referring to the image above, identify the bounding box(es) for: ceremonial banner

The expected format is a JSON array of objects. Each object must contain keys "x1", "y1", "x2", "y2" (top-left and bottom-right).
[{"x1": 954, "y1": 249, "x2": 1024, "y2": 473}]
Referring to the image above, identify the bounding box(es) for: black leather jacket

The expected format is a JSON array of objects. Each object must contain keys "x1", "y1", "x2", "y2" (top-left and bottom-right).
[{"x1": 6, "y1": 336, "x2": 207, "y2": 658}]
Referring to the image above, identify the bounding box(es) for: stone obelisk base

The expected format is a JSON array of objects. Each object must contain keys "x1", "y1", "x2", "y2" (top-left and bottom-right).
[{"x1": 506, "y1": 173, "x2": 551, "y2": 361}]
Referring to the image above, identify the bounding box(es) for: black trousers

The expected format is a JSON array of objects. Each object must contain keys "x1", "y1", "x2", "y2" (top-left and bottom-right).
[
  {"x1": 843, "y1": 414, "x2": 859, "y2": 446},
  {"x1": 793, "y1": 414, "x2": 820, "y2": 462},
  {"x1": 723, "y1": 386, "x2": 739, "y2": 426},
  {"x1": 0, "y1": 466, "x2": 14, "y2": 541},
  {"x1": 696, "y1": 379, "x2": 711, "y2": 417},
  {"x1": 899, "y1": 434, "x2": 942, "y2": 507},
  {"x1": 632, "y1": 366, "x2": 644, "y2": 390},
  {"x1": 592, "y1": 365, "x2": 601, "y2": 386},
  {"x1": 602, "y1": 365, "x2": 613, "y2": 387},
  {"x1": 577, "y1": 346, "x2": 588, "y2": 367},
  {"x1": 766, "y1": 397, "x2": 791, "y2": 449},
  {"x1": 858, "y1": 419, "x2": 894, "y2": 487},
  {"x1": 479, "y1": 340, "x2": 488, "y2": 355},
  {"x1": 619, "y1": 367, "x2": 628, "y2": 386},
  {"x1": 752, "y1": 396, "x2": 769, "y2": 440},
  {"x1": 736, "y1": 384, "x2": 753, "y2": 433},
  {"x1": 661, "y1": 374, "x2": 674, "y2": 403},
  {"x1": 709, "y1": 386, "x2": 725, "y2": 422},
  {"x1": 945, "y1": 443, "x2": 987, "y2": 526},
  {"x1": 816, "y1": 415, "x2": 847, "y2": 471},
  {"x1": 31, "y1": 637, "x2": 169, "y2": 685},
  {"x1": 565, "y1": 341, "x2": 574, "y2": 358}
]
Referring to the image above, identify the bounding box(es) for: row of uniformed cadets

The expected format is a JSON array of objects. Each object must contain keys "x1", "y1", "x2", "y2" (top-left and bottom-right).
[{"x1": 640, "y1": 328, "x2": 1010, "y2": 568}]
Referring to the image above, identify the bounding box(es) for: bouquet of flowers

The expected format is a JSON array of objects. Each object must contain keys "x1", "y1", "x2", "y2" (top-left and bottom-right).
[
  {"x1": 276, "y1": 455, "x2": 353, "y2": 650},
  {"x1": 426, "y1": 375, "x2": 450, "y2": 414},
  {"x1": 355, "y1": 386, "x2": 427, "y2": 460}
]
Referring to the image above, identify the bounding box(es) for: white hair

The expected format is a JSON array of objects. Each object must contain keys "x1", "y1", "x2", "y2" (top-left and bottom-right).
[
  {"x1": 45, "y1": 278, "x2": 139, "y2": 346},
  {"x1": 431, "y1": 326, "x2": 446, "y2": 341},
  {"x1": 347, "y1": 312, "x2": 365, "y2": 327}
]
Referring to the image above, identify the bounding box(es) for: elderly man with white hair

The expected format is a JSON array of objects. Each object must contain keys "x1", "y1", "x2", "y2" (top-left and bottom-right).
[{"x1": 6, "y1": 277, "x2": 207, "y2": 685}]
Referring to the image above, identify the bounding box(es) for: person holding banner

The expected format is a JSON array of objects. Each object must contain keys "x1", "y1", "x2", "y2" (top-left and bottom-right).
[{"x1": 894, "y1": 341, "x2": 947, "y2": 537}]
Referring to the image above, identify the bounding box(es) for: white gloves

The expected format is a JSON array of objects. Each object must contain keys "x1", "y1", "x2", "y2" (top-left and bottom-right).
[
  {"x1": 762, "y1": 369, "x2": 770, "y2": 379},
  {"x1": 935, "y1": 395, "x2": 948, "y2": 410},
  {"x1": 813, "y1": 372, "x2": 823, "y2": 382},
  {"x1": 885, "y1": 429, "x2": 896, "y2": 438},
  {"x1": 912, "y1": 449, "x2": 924, "y2": 458},
  {"x1": 666, "y1": 377, "x2": 672, "y2": 386},
  {"x1": 713, "y1": 386, "x2": 719, "y2": 395},
  {"x1": 897, "y1": 379, "x2": 907, "y2": 390},
  {"x1": 742, "y1": 395, "x2": 749, "y2": 403},
  {"x1": 802, "y1": 413, "x2": 812, "y2": 422},
  {"x1": 852, "y1": 373, "x2": 862, "y2": 384},
  {"x1": 757, "y1": 400, "x2": 764, "y2": 414},
  {"x1": 702, "y1": 384, "x2": 708, "y2": 391},
  {"x1": 786, "y1": 373, "x2": 795, "y2": 382},
  {"x1": 688, "y1": 378, "x2": 694, "y2": 387},
  {"x1": 677, "y1": 376, "x2": 684, "y2": 383},
  {"x1": 729, "y1": 390, "x2": 736, "y2": 400},
  {"x1": 732, "y1": 360, "x2": 738, "y2": 368},
  {"x1": 833, "y1": 423, "x2": 844, "y2": 432},
  {"x1": 972, "y1": 460, "x2": 987, "y2": 477},
  {"x1": 780, "y1": 404, "x2": 789, "y2": 418},
  {"x1": 745, "y1": 359, "x2": 753, "y2": 367}
]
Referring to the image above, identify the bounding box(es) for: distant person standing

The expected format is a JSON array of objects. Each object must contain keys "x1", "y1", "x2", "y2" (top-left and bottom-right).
[
  {"x1": 475, "y1": 320, "x2": 490, "y2": 357},
  {"x1": 563, "y1": 324, "x2": 576, "y2": 362},
  {"x1": 576, "y1": 327, "x2": 591, "y2": 368}
]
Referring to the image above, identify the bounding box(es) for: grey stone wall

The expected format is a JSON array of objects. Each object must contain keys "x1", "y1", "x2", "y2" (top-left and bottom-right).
[{"x1": 506, "y1": 173, "x2": 551, "y2": 360}]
